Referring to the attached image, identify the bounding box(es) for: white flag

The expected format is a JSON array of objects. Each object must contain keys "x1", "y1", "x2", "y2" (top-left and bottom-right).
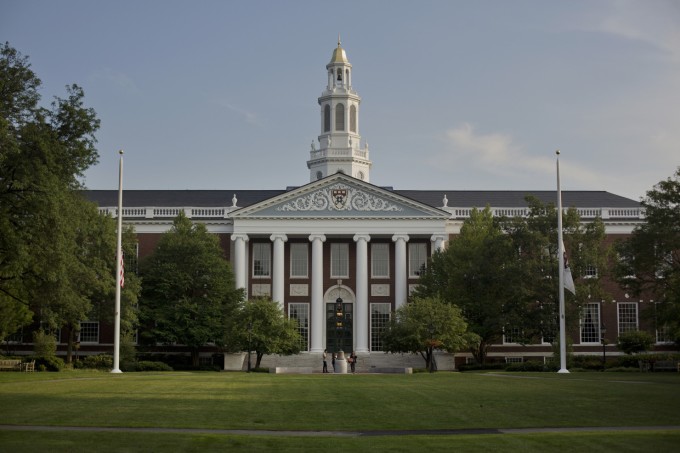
[{"x1": 562, "y1": 242, "x2": 575, "y2": 295}]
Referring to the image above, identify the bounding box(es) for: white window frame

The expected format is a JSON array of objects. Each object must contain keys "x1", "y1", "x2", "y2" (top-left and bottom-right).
[
  {"x1": 370, "y1": 303, "x2": 391, "y2": 351},
  {"x1": 330, "y1": 243, "x2": 349, "y2": 278},
  {"x1": 252, "y1": 242, "x2": 271, "y2": 278},
  {"x1": 79, "y1": 321, "x2": 100, "y2": 344},
  {"x1": 617, "y1": 302, "x2": 638, "y2": 335},
  {"x1": 371, "y1": 243, "x2": 390, "y2": 278},
  {"x1": 289, "y1": 243, "x2": 309, "y2": 278},
  {"x1": 580, "y1": 303, "x2": 601, "y2": 344},
  {"x1": 408, "y1": 243, "x2": 427, "y2": 278},
  {"x1": 289, "y1": 303, "x2": 310, "y2": 352}
]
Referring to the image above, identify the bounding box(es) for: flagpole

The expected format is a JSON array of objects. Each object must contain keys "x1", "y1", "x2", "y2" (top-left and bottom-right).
[
  {"x1": 556, "y1": 150, "x2": 569, "y2": 373},
  {"x1": 112, "y1": 150, "x2": 124, "y2": 374}
]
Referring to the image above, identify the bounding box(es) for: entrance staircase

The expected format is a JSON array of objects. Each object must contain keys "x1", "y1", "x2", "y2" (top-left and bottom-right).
[{"x1": 255, "y1": 351, "x2": 456, "y2": 373}]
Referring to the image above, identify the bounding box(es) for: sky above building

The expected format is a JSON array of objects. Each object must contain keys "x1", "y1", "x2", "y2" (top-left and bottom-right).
[{"x1": 3, "y1": 0, "x2": 679, "y2": 201}]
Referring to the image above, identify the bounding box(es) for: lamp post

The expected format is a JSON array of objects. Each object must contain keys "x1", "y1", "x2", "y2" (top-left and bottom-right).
[
  {"x1": 600, "y1": 324, "x2": 607, "y2": 371},
  {"x1": 247, "y1": 320, "x2": 253, "y2": 373}
]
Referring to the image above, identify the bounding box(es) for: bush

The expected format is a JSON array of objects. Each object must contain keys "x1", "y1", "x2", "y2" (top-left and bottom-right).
[
  {"x1": 505, "y1": 361, "x2": 547, "y2": 372},
  {"x1": 74, "y1": 354, "x2": 113, "y2": 370},
  {"x1": 33, "y1": 330, "x2": 57, "y2": 357},
  {"x1": 458, "y1": 362, "x2": 506, "y2": 372},
  {"x1": 134, "y1": 361, "x2": 173, "y2": 372},
  {"x1": 32, "y1": 355, "x2": 65, "y2": 372},
  {"x1": 617, "y1": 330, "x2": 655, "y2": 355}
]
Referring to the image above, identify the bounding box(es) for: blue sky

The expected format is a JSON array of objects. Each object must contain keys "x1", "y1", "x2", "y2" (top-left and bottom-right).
[{"x1": 3, "y1": 0, "x2": 679, "y2": 201}]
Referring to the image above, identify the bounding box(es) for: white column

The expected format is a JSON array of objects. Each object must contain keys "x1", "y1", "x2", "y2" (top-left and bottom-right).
[
  {"x1": 353, "y1": 233, "x2": 370, "y2": 353},
  {"x1": 270, "y1": 233, "x2": 288, "y2": 309},
  {"x1": 231, "y1": 234, "x2": 249, "y2": 291},
  {"x1": 392, "y1": 234, "x2": 409, "y2": 310},
  {"x1": 431, "y1": 233, "x2": 447, "y2": 255},
  {"x1": 309, "y1": 233, "x2": 326, "y2": 353}
]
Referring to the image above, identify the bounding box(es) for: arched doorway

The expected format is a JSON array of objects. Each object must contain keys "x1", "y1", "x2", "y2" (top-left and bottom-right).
[{"x1": 324, "y1": 284, "x2": 355, "y2": 354}]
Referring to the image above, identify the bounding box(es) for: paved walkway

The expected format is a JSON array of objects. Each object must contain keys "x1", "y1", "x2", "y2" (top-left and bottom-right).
[{"x1": 1, "y1": 424, "x2": 679, "y2": 437}]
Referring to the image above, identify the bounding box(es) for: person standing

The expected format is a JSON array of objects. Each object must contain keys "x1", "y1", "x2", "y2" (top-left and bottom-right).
[
  {"x1": 331, "y1": 352, "x2": 336, "y2": 373},
  {"x1": 322, "y1": 349, "x2": 328, "y2": 373},
  {"x1": 349, "y1": 351, "x2": 357, "y2": 373}
]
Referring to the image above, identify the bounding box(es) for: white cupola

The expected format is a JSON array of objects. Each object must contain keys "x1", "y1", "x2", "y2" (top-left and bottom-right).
[{"x1": 307, "y1": 38, "x2": 371, "y2": 182}]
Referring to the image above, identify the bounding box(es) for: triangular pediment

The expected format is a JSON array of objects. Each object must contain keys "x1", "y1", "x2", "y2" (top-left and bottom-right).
[{"x1": 231, "y1": 174, "x2": 448, "y2": 219}]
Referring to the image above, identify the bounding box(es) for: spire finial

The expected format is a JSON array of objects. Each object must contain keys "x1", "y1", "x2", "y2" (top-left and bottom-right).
[{"x1": 338, "y1": 34, "x2": 341, "y2": 47}]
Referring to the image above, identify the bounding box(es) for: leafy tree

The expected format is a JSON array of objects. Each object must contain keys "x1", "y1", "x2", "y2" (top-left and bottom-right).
[
  {"x1": 139, "y1": 213, "x2": 243, "y2": 367},
  {"x1": 0, "y1": 43, "x2": 127, "y2": 357},
  {"x1": 381, "y1": 296, "x2": 471, "y2": 371},
  {"x1": 417, "y1": 199, "x2": 608, "y2": 364},
  {"x1": 616, "y1": 168, "x2": 680, "y2": 344},
  {"x1": 231, "y1": 298, "x2": 302, "y2": 369}
]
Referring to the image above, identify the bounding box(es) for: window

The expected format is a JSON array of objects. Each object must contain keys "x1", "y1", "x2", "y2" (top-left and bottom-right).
[
  {"x1": 290, "y1": 243, "x2": 308, "y2": 278},
  {"x1": 583, "y1": 264, "x2": 598, "y2": 278},
  {"x1": 371, "y1": 243, "x2": 389, "y2": 278},
  {"x1": 252, "y1": 243, "x2": 271, "y2": 278},
  {"x1": 503, "y1": 326, "x2": 522, "y2": 344},
  {"x1": 289, "y1": 303, "x2": 309, "y2": 351},
  {"x1": 370, "y1": 303, "x2": 391, "y2": 351},
  {"x1": 617, "y1": 302, "x2": 638, "y2": 334},
  {"x1": 335, "y1": 103, "x2": 345, "y2": 131},
  {"x1": 79, "y1": 321, "x2": 100, "y2": 344},
  {"x1": 6, "y1": 328, "x2": 23, "y2": 343},
  {"x1": 124, "y1": 242, "x2": 139, "y2": 275},
  {"x1": 505, "y1": 357, "x2": 523, "y2": 364},
  {"x1": 324, "y1": 105, "x2": 331, "y2": 132},
  {"x1": 350, "y1": 105, "x2": 357, "y2": 132},
  {"x1": 331, "y1": 243, "x2": 349, "y2": 278},
  {"x1": 580, "y1": 303, "x2": 600, "y2": 343},
  {"x1": 408, "y1": 243, "x2": 427, "y2": 277}
]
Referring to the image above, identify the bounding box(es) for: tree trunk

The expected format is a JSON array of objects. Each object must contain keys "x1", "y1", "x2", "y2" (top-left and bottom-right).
[
  {"x1": 191, "y1": 349, "x2": 200, "y2": 368},
  {"x1": 255, "y1": 351, "x2": 264, "y2": 369},
  {"x1": 65, "y1": 325, "x2": 74, "y2": 364}
]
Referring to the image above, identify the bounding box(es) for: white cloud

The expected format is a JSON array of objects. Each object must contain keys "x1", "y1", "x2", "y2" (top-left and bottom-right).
[
  {"x1": 215, "y1": 100, "x2": 259, "y2": 125},
  {"x1": 586, "y1": 0, "x2": 680, "y2": 62}
]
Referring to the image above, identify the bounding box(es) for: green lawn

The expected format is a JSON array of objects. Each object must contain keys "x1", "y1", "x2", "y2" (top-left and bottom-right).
[{"x1": 1, "y1": 370, "x2": 679, "y2": 451}]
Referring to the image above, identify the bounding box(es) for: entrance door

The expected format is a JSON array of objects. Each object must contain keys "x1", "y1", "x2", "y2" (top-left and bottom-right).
[{"x1": 326, "y1": 301, "x2": 353, "y2": 353}]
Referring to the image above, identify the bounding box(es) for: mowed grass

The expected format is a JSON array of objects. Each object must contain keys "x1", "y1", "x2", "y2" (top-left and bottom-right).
[{"x1": 0, "y1": 370, "x2": 679, "y2": 451}]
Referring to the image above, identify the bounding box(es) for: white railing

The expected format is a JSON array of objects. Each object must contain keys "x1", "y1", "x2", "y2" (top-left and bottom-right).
[
  {"x1": 309, "y1": 147, "x2": 368, "y2": 160},
  {"x1": 444, "y1": 207, "x2": 643, "y2": 220},
  {"x1": 99, "y1": 207, "x2": 233, "y2": 219}
]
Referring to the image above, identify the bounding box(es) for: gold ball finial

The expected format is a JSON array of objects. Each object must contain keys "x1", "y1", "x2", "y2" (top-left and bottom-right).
[
  {"x1": 118, "y1": 149, "x2": 124, "y2": 155},
  {"x1": 555, "y1": 149, "x2": 560, "y2": 155}
]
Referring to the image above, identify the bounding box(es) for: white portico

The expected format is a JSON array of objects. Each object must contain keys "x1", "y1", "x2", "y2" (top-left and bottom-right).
[{"x1": 230, "y1": 173, "x2": 449, "y2": 354}]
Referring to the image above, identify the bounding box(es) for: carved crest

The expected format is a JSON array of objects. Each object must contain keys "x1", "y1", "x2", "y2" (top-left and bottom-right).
[{"x1": 331, "y1": 188, "x2": 348, "y2": 209}]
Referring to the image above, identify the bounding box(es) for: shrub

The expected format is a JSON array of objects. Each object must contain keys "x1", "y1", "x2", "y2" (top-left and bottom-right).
[
  {"x1": 33, "y1": 330, "x2": 57, "y2": 357},
  {"x1": 75, "y1": 354, "x2": 113, "y2": 370},
  {"x1": 32, "y1": 355, "x2": 65, "y2": 372},
  {"x1": 617, "y1": 330, "x2": 655, "y2": 355},
  {"x1": 134, "y1": 361, "x2": 173, "y2": 372},
  {"x1": 505, "y1": 361, "x2": 546, "y2": 372}
]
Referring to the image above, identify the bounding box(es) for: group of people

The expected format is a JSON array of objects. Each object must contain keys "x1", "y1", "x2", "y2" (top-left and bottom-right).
[{"x1": 322, "y1": 350, "x2": 357, "y2": 373}]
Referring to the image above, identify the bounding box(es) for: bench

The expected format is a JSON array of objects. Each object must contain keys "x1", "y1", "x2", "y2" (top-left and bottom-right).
[
  {"x1": 0, "y1": 359, "x2": 22, "y2": 371},
  {"x1": 653, "y1": 360, "x2": 679, "y2": 372}
]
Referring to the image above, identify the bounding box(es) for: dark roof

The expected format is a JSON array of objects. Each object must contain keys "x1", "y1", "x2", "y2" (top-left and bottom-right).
[
  {"x1": 394, "y1": 190, "x2": 640, "y2": 209},
  {"x1": 83, "y1": 189, "x2": 640, "y2": 209}
]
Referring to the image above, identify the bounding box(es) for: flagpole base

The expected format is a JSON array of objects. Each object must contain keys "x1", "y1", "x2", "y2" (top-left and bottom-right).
[
  {"x1": 110, "y1": 368, "x2": 123, "y2": 374},
  {"x1": 557, "y1": 368, "x2": 570, "y2": 374}
]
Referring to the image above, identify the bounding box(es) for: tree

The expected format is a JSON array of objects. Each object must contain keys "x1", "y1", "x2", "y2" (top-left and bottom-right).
[
  {"x1": 616, "y1": 168, "x2": 680, "y2": 344},
  {"x1": 231, "y1": 298, "x2": 302, "y2": 369},
  {"x1": 139, "y1": 213, "x2": 243, "y2": 367},
  {"x1": 0, "y1": 43, "x2": 119, "y2": 355},
  {"x1": 417, "y1": 199, "x2": 608, "y2": 364},
  {"x1": 381, "y1": 296, "x2": 471, "y2": 371}
]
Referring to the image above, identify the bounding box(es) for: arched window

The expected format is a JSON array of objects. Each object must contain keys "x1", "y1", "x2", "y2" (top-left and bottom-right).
[
  {"x1": 336, "y1": 68, "x2": 342, "y2": 81},
  {"x1": 350, "y1": 105, "x2": 357, "y2": 132},
  {"x1": 324, "y1": 105, "x2": 331, "y2": 132},
  {"x1": 335, "y1": 104, "x2": 345, "y2": 131}
]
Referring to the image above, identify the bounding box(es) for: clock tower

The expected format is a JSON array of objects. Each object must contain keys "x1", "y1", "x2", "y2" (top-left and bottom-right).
[{"x1": 307, "y1": 39, "x2": 372, "y2": 182}]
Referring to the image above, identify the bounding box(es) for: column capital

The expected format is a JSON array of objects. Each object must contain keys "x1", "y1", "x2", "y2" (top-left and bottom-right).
[
  {"x1": 270, "y1": 233, "x2": 288, "y2": 242},
  {"x1": 308, "y1": 233, "x2": 327, "y2": 243},
  {"x1": 430, "y1": 233, "x2": 447, "y2": 242},
  {"x1": 231, "y1": 233, "x2": 249, "y2": 242},
  {"x1": 353, "y1": 233, "x2": 371, "y2": 243},
  {"x1": 392, "y1": 233, "x2": 410, "y2": 243}
]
